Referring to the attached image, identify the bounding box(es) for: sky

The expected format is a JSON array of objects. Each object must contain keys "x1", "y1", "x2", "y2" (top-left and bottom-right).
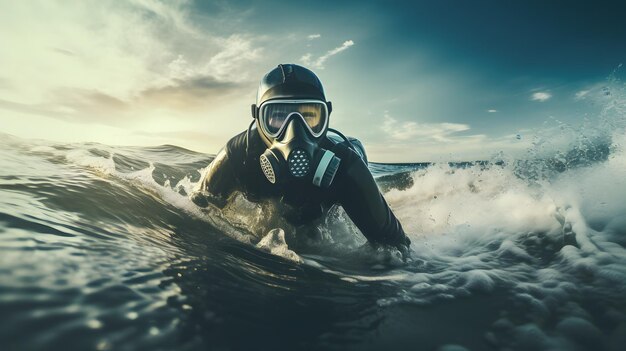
[{"x1": 1, "y1": 0, "x2": 625, "y2": 162}]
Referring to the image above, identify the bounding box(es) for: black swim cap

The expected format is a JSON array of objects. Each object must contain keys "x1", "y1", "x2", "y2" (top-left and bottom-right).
[{"x1": 255, "y1": 64, "x2": 327, "y2": 106}]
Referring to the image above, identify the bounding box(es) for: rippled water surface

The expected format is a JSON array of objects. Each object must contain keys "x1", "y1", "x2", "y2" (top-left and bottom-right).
[{"x1": 2, "y1": 91, "x2": 626, "y2": 350}]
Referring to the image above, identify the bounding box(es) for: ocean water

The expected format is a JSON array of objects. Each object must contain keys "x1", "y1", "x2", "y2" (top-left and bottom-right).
[{"x1": 1, "y1": 92, "x2": 626, "y2": 350}]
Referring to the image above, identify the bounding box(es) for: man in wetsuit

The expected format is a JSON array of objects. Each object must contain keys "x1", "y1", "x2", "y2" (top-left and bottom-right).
[{"x1": 193, "y1": 64, "x2": 411, "y2": 256}]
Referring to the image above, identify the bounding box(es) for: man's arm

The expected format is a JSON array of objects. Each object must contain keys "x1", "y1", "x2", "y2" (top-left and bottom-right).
[
  {"x1": 332, "y1": 146, "x2": 411, "y2": 251},
  {"x1": 192, "y1": 147, "x2": 237, "y2": 208}
]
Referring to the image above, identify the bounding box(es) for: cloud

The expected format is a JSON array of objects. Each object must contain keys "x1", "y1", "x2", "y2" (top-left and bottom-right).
[
  {"x1": 569, "y1": 83, "x2": 617, "y2": 103},
  {"x1": 203, "y1": 35, "x2": 263, "y2": 82},
  {"x1": 575, "y1": 90, "x2": 590, "y2": 100},
  {"x1": 1, "y1": 65, "x2": 250, "y2": 128},
  {"x1": 316, "y1": 40, "x2": 354, "y2": 68},
  {"x1": 300, "y1": 40, "x2": 355, "y2": 69},
  {"x1": 381, "y1": 113, "x2": 470, "y2": 142},
  {"x1": 487, "y1": 109, "x2": 498, "y2": 113},
  {"x1": 307, "y1": 34, "x2": 321, "y2": 40},
  {"x1": 0, "y1": 77, "x2": 11, "y2": 90},
  {"x1": 531, "y1": 92, "x2": 552, "y2": 102},
  {"x1": 51, "y1": 47, "x2": 76, "y2": 57},
  {"x1": 371, "y1": 114, "x2": 531, "y2": 162},
  {"x1": 139, "y1": 76, "x2": 242, "y2": 109},
  {"x1": 0, "y1": 89, "x2": 133, "y2": 127},
  {"x1": 300, "y1": 53, "x2": 313, "y2": 66},
  {"x1": 0, "y1": 1, "x2": 263, "y2": 113},
  {"x1": 367, "y1": 130, "x2": 530, "y2": 162},
  {"x1": 0, "y1": 98, "x2": 67, "y2": 120}
]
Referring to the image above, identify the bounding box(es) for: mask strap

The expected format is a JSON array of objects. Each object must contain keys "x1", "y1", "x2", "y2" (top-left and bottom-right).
[
  {"x1": 244, "y1": 119, "x2": 255, "y2": 166},
  {"x1": 327, "y1": 128, "x2": 357, "y2": 152}
]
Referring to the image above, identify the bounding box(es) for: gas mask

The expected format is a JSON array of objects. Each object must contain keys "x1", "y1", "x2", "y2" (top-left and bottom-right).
[{"x1": 255, "y1": 100, "x2": 341, "y2": 188}]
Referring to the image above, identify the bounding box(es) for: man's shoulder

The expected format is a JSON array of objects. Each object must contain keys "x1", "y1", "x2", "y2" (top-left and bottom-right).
[
  {"x1": 224, "y1": 130, "x2": 253, "y2": 160},
  {"x1": 222, "y1": 127, "x2": 265, "y2": 168},
  {"x1": 224, "y1": 129, "x2": 248, "y2": 156},
  {"x1": 326, "y1": 133, "x2": 368, "y2": 165}
]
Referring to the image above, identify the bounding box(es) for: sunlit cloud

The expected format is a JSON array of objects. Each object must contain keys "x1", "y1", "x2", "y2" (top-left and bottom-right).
[
  {"x1": 0, "y1": 0, "x2": 274, "y2": 155},
  {"x1": 531, "y1": 92, "x2": 552, "y2": 102},
  {"x1": 381, "y1": 113, "x2": 470, "y2": 142},
  {"x1": 307, "y1": 34, "x2": 321, "y2": 40},
  {"x1": 0, "y1": 1, "x2": 265, "y2": 124},
  {"x1": 1, "y1": 1, "x2": 192, "y2": 104},
  {"x1": 299, "y1": 53, "x2": 313, "y2": 66},
  {"x1": 203, "y1": 35, "x2": 263, "y2": 82},
  {"x1": 317, "y1": 40, "x2": 354, "y2": 68},
  {"x1": 487, "y1": 109, "x2": 498, "y2": 113},
  {"x1": 300, "y1": 40, "x2": 355, "y2": 69}
]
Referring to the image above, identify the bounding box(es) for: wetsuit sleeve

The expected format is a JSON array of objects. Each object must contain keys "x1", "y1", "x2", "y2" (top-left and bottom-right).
[
  {"x1": 201, "y1": 147, "x2": 236, "y2": 197},
  {"x1": 333, "y1": 148, "x2": 410, "y2": 250},
  {"x1": 193, "y1": 130, "x2": 250, "y2": 208}
]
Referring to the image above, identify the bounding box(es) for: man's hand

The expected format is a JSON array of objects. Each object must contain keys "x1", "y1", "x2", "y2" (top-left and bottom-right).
[{"x1": 396, "y1": 236, "x2": 412, "y2": 261}]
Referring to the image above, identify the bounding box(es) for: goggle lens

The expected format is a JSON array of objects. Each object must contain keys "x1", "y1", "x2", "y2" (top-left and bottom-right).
[{"x1": 261, "y1": 102, "x2": 327, "y2": 137}]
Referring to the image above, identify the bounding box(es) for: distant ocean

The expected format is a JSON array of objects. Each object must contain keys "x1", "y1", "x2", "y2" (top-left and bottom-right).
[{"x1": 1, "y1": 93, "x2": 625, "y2": 350}]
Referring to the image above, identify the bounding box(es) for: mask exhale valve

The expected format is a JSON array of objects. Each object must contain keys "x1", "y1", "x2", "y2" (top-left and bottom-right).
[{"x1": 288, "y1": 148, "x2": 311, "y2": 177}]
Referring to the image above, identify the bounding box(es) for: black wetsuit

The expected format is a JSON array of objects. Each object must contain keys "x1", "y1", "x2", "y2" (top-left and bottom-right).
[{"x1": 196, "y1": 128, "x2": 410, "y2": 249}]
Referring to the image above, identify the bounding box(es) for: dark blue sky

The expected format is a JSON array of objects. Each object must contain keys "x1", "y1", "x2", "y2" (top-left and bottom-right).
[{"x1": 192, "y1": 0, "x2": 626, "y2": 76}]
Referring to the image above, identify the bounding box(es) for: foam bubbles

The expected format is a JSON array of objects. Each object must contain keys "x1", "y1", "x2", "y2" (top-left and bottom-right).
[{"x1": 461, "y1": 270, "x2": 495, "y2": 293}]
